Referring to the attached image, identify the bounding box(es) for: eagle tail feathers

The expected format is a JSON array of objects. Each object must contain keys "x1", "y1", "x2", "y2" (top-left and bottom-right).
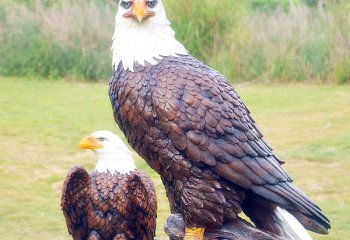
[
  {"x1": 275, "y1": 207, "x2": 312, "y2": 240},
  {"x1": 242, "y1": 192, "x2": 319, "y2": 240}
]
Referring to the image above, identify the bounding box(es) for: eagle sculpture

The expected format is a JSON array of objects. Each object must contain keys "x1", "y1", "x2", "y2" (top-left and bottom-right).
[
  {"x1": 61, "y1": 130, "x2": 157, "y2": 240},
  {"x1": 109, "y1": 1, "x2": 331, "y2": 239}
]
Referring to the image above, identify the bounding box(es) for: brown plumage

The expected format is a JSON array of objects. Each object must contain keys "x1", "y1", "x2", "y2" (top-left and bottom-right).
[
  {"x1": 61, "y1": 131, "x2": 157, "y2": 240},
  {"x1": 110, "y1": 1, "x2": 330, "y2": 239},
  {"x1": 109, "y1": 55, "x2": 330, "y2": 238}
]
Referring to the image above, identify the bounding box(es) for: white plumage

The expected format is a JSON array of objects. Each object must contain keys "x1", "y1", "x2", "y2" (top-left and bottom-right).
[
  {"x1": 112, "y1": 0, "x2": 187, "y2": 71},
  {"x1": 89, "y1": 130, "x2": 136, "y2": 175},
  {"x1": 275, "y1": 207, "x2": 313, "y2": 240}
]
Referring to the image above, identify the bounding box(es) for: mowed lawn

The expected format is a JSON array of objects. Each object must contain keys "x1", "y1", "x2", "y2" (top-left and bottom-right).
[{"x1": 0, "y1": 77, "x2": 349, "y2": 239}]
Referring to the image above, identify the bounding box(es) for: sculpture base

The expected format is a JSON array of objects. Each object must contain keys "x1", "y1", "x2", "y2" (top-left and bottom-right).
[{"x1": 164, "y1": 214, "x2": 284, "y2": 240}]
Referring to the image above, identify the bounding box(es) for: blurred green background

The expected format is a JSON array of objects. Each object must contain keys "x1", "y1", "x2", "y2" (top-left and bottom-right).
[
  {"x1": 0, "y1": 0, "x2": 349, "y2": 82},
  {"x1": 0, "y1": 0, "x2": 349, "y2": 239}
]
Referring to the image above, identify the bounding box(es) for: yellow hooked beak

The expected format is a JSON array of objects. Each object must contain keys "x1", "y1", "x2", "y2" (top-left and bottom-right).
[
  {"x1": 133, "y1": 0, "x2": 148, "y2": 22},
  {"x1": 79, "y1": 135, "x2": 103, "y2": 150}
]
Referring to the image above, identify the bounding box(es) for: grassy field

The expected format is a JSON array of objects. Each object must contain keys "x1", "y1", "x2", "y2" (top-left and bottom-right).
[{"x1": 0, "y1": 77, "x2": 349, "y2": 239}]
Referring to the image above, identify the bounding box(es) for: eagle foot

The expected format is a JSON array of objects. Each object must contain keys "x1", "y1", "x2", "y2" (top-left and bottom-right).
[{"x1": 184, "y1": 227, "x2": 205, "y2": 240}]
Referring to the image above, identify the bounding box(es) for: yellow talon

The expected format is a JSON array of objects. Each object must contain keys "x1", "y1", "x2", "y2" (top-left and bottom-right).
[{"x1": 184, "y1": 227, "x2": 205, "y2": 240}]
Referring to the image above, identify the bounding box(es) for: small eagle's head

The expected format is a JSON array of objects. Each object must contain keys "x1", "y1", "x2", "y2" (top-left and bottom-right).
[
  {"x1": 79, "y1": 130, "x2": 132, "y2": 156},
  {"x1": 79, "y1": 130, "x2": 136, "y2": 174}
]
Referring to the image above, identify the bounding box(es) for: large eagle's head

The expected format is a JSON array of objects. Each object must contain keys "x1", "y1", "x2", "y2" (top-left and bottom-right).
[
  {"x1": 116, "y1": 0, "x2": 166, "y2": 24},
  {"x1": 112, "y1": 0, "x2": 188, "y2": 71}
]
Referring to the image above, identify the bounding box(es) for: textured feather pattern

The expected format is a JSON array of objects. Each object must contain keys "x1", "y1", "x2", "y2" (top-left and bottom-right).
[
  {"x1": 61, "y1": 166, "x2": 157, "y2": 240},
  {"x1": 109, "y1": 55, "x2": 330, "y2": 233}
]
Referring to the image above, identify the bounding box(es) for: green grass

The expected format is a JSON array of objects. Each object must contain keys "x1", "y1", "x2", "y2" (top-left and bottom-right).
[{"x1": 0, "y1": 77, "x2": 349, "y2": 239}]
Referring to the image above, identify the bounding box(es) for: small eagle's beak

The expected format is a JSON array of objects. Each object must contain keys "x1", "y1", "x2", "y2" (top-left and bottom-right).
[
  {"x1": 79, "y1": 136, "x2": 103, "y2": 150},
  {"x1": 133, "y1": 0, "x2": 148, "y2": 22}
]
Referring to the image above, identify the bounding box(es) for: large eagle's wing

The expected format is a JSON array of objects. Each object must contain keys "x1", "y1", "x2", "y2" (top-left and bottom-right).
[
  {"x1": 61, "y1": 166, "x2": 91, "y2": 239},
  {"x1": 129, "y1": 171, "x2": 157, "y2": 240},
  {"x1": 151, "y1": 57, "x2": 330, "y2": 233}
]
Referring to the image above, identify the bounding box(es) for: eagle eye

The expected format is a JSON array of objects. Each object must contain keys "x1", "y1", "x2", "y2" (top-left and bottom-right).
[
  {"x1": 120, "y1": 1, "x2": 133, "y2": 9},
  {"x1": 146, "y1": 0, "x2": 157, "y2": 8},
  {"x1": 97, "y1": 137, "x2": 105, "y2": 142}
]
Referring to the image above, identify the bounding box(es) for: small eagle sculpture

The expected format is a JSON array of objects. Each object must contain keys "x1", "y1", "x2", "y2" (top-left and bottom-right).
[
  {"x1": 61, "y1": 130, "x2": 157, "y2": 240},
  {"x1": 109, "y1": 0, "x2": 331, "y2": 239}
]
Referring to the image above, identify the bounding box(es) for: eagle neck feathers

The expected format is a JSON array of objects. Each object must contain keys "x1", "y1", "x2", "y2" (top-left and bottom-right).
[
  {"x1": 95, "y1": 151, "x2": 136, "y2": 175},
  {"x1": 112, "y1": 20, "x2": 188, "y2": 72}
]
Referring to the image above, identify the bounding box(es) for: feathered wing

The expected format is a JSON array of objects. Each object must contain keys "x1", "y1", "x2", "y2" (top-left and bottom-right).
[
  {"x1": 129, "y1": 171, "x2": 157, "y2": 240},
  {"x1": 61, "y1": 166, "x2": 91, "y2": 240},
  {"x1": 149, "y1": 56, "x2": 330, "y2": 234}
]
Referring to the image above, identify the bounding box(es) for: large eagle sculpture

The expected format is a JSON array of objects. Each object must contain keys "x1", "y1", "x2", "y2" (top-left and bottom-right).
[
  {"x1": 61, "y1": 130, "x2": 157, "y2": 240},
  {"x1": 109, "y1": 1, "x2": 331, "y2": 239}
]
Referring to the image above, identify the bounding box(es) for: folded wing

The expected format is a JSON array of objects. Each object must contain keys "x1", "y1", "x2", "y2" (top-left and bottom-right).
[
  {"x1": 151, "y1": 58, "x2": 330, "y2": 234},
  {"x1": 61, "y1": 166, "x2": 91, "y2": 239},
  {"x1": 128, "y1": 171, "x2": 157, "y2": 240}
]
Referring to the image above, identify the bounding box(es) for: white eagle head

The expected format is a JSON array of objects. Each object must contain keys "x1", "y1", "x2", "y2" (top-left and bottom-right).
[
  {"x1": 112, "y1": 0, "x2": 188, "y2": 71},
  {"x1": 79, "y1": 130, "x2": 136, "y2": 174}
]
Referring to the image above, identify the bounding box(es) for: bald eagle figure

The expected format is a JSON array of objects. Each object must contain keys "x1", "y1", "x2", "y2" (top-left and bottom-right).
[
  {"x1": 109, "y1": 1, "x2": 331, "y2": 239},
  {"x1": 61, "y1": 130, "x2": 157, "y2": 240}
]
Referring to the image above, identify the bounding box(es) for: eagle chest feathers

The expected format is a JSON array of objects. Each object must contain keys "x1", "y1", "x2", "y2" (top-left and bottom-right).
[{"x1": 110, "y1": 56, "x2": 211, "y2": 177}]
